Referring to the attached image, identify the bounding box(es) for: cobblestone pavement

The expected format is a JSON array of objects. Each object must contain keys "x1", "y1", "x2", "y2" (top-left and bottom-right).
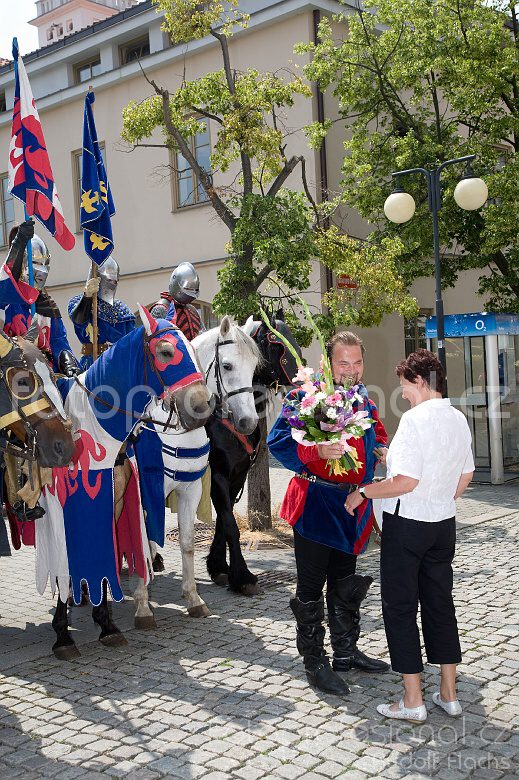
[{"x1": 0, "y1": 477, "x2": 518, "y2": 779}]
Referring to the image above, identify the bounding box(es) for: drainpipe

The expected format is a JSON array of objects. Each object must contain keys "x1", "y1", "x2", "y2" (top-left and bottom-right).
[{"x1": 312, "y1": 9, "x2": 333, "y2": 296}]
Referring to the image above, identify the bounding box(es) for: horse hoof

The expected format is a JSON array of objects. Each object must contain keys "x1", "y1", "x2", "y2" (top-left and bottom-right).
[
  {"x1": 134, "y1": 615, "x2": 156, "y2": 630},
  {"x1": 240, "y1": 582, "x2": 262, "y2": 596},
  {"x1": 52, "y1": 643, "x2": 81, "y2": 661},
  {"x1": 213, "y1": 573, "x2": 229, "y2": 587},
  {"x1": 152, "y1": 553, "x2": 165, "y2": 573},
  {"x1": 99, "y1": 632, "x2": 128, "y2": 648},
  {"x1": 188, "y1": 604, "x2": 211, "y2": 618}
]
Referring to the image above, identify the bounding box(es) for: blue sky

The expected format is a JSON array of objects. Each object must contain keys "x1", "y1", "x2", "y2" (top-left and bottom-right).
[{"x1": 1, "y1": 1, "x2": 40, "y2": 61}]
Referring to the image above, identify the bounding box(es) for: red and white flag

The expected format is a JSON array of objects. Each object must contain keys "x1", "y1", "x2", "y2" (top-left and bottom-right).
[{"x1": 8, "y1": 38, "x2": 75, "y2": 250}]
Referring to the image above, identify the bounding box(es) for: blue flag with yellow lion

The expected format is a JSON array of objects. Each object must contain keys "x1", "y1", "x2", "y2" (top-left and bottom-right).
[{"x1": 80, "y1": 90, "x2": 115, "y2": 265}]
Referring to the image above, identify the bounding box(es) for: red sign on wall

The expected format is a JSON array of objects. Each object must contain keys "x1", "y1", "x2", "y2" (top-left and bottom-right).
[{"x1": 336, "y1": 274, "x2": 357, "y2": 289}]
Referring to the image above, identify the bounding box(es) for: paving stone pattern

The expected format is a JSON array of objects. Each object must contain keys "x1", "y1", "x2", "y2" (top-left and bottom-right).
[{"x1": 0, "y1": 479, "x2": 518, "y2": 779}]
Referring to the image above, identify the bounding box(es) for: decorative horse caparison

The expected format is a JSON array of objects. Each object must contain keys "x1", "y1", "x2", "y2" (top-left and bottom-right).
[
  {"x1": 35, "y1": 307, "x2": 211, "y2": 660},
  {"x1": 138, "y1": 316, "x2": 261, "y2": 620}
]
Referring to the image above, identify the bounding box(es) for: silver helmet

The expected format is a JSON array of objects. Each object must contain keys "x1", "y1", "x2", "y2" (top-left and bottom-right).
[
  {"x1": 24, "y1": 235, "x2": 51, "y2": 291},
  {"x1": 90, "y1": 256, "x2": 119, "y2": 305},
  {"x1": 169, "y1": 262, "x2": 199, "y2": 305}
]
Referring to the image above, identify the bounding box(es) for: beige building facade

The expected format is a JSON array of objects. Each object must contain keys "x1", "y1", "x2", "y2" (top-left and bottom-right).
[{"x1": 1, "y1": 0, "x2": 515, "y2": 476}]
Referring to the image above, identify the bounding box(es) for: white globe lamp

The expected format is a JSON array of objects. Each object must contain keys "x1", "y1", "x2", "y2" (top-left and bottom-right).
[
  {"x1": 453, "y1": 175, "x2": 488, "y2": 211},
  {"x1": 383, "y1": 190, "x2": 416, "y2": 224}
]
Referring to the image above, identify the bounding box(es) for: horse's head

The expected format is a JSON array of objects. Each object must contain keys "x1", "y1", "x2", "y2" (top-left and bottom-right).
[
  {"x1": 139, "y1": 305, "x2": 211, "y2": 431},
  {"x1": 0, "y1": 331, "x2": 75, "y2": 468},
  {"x1": 243, "y1": 309, "x2": 302, "y2": 388},
  {"x1": 193, "y1": 316, "x2": 261, "y2": 435}
]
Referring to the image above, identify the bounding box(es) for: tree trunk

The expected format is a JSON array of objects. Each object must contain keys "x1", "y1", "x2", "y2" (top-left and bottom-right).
[{"x1": 247, "y1": 412, "x2": 272, "y2": 530}]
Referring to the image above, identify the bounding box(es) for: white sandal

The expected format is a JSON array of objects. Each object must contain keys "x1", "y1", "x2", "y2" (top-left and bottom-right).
[
  {"x1": 377, "y1": 698, "x2": 427, "y2": 724},
  {"x1": 432, "y1": 691, "x2": 462, "y2": 717}
]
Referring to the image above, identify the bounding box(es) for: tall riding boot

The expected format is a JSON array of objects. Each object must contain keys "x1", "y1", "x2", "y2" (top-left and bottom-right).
[
  {"x1": 327, "y1": 574, "x2": 390, "y2": 673},
  {"x1": 290, "y1": 596, "x2": 349, "y2": 695}
]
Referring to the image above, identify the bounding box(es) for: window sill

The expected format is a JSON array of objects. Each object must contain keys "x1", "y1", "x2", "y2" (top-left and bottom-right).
[{"x1": 171, "y1": 200, "x2": 211, "y2": 214}]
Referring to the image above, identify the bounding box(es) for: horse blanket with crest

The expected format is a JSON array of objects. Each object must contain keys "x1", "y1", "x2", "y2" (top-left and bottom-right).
[{"x1": 35, "y1": 318, "x2": 203, "y2": 605}]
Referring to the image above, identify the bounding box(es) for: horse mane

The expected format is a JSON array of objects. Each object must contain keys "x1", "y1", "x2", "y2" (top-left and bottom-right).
[{"x1": 194, "y1": 322, "x2": 263, "y2": 367}]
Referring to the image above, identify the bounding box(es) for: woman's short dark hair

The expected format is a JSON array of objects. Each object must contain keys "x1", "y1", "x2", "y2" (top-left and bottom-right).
[{"x1": 396, "y1": 349, "x2": 446, "y2": 395}]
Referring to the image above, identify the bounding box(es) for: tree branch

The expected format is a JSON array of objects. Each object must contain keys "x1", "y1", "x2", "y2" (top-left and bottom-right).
[
  {"x1": 267, "y1": 155, "x2": 302, "y2": 198},
  {"x1": 188, "y1": 105, "x2": 224, "y2": 124},
  {"x1": 145, "y1": 73, "x2": 237, "y2": 232},
  {"x1": 301, "y1": 157, "x2": 321, "y2": 226},
  {"x1": 210, "y1": 29, "x2": 253, "y2": 194}
]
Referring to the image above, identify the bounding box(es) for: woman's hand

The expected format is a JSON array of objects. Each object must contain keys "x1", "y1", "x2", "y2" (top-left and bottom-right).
[
  {"x1": 345, "y1": 489, "x2": 365, "y2": 515},
  {"x1": 374, "y1": 446, "x2": 387, "y2": 466},
  {"x1": 317, "y1": 441, "x2": 346, "y2": 460}
]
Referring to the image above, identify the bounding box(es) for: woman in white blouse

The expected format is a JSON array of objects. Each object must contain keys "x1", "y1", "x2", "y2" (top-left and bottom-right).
[{"x1": 345, "y1": 349, "x2": 474, "y2": 723}]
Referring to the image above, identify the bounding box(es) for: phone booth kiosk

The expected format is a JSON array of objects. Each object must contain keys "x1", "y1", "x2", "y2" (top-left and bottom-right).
[{"x1": 426, "y1": 313, "x2": 519, "y2": 484}]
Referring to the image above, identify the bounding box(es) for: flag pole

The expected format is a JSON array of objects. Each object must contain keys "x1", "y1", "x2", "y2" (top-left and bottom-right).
[
  {"x1": 12, "y1": 38, "x2": 36, "y2": 318},
  {"x1": 88, "y1": 85, "x2": 99, "y2": 361},
  {"x1": 91, "y1": 262, "x2": 99, "y2": 361}
]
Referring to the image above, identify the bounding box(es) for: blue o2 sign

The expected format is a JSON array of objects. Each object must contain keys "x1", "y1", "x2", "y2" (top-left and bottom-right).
[{"x1": 426, "y1": 312, "x2": 519, "y2": 339}]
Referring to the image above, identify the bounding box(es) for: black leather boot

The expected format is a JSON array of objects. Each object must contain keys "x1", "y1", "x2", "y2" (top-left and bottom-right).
[
  {"x1": 327, "y1": 574, "x2": 390, "y2": 673},
  {"x1": 290, "y1": 596, "x2": 349, "y2": 695}
]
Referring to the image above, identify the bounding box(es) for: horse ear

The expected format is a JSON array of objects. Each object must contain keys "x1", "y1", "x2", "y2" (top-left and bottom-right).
[
  {"x1": 0, "y1": 331, "x2": 13, "y2": 358},
  {"x1": 138, "y1": 303, "x2": 158, "y2": 336},
  {"x1": 219, "y1": 315, "x2": 231, "y2": 338},
  {"x1": 24, "y1": 322, "x2": 39, "y2": 344},
  {"x1": 242, "y1": 315, "x2": 254, "y2": 335},
  {"x1": 276, "y1": 308, "x2": 285, "y2": 323}
]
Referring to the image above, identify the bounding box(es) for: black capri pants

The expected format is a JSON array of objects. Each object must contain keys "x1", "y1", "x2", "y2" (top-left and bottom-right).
[
  {"x1": 380, "y1": 511, "x2": 462, "y2": 674},
  {"x1": 294, "y1": 529, "x2": 357, "y2": 603}
]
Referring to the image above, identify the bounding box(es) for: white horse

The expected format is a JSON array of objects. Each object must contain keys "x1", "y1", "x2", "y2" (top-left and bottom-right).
[{"x1": 134, "y1": 316, "x2": 261, "y2": 623}]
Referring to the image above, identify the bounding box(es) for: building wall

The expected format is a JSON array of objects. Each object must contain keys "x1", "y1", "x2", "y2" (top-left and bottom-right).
[
  {"x1": 0, "y1": 0, "x2": 497, "y2": 440},
  {"x1": 0, "y1": 8, "x2": 324, "y2": 368}
]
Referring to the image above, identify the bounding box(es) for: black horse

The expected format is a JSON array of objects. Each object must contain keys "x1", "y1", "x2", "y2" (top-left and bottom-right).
[{"x1": 205, "y1": 311, "x2": 301, "y2": 595}]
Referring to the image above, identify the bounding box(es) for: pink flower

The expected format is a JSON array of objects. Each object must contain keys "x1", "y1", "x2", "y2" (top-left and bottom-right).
[
  {"x1": 301, "y1": 395, "x2": 318, "y2": 411},
  {"x1": 293, "y1": 365, "x2": 314, "y2": 384},
  {"x1": 302, "y1": 381, "x2": 317, "y2": 395},
  {"x1": 326, "y1": 391, "x2": 343, "y2": 407}
]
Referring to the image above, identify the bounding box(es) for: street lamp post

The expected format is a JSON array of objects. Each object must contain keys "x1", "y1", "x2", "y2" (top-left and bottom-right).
[{"x1": 383, "y1": 154, "x2": 488, "y2": 393}]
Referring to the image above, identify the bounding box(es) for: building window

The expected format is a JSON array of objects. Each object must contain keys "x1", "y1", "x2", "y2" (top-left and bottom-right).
[
  {"x1": 173, "y1": 122, "x2": 211, "y2": 209},
  {"x1": 120, "y1": 37, "x2": 150, "y2": 65},
  {"x1": 0, "y1": 174, "x2": 15, "y2": 249},
  {"x1": 47, "y1": 28, "x2": 53, "y2": 41},
  {"x1": 404, "y1": 309, "x2": 432, "y2": 357},
  {"x1": 0, "y1": 92, "x2": 6, "y2": 113},
  {"x1": 67, "y1": 20, "x2": 74, "y2": 32},
  {"x1": 75, "y1": 58, "x2": 102, "y2": 85},
  {"x1": 199, "y1": 302, "x2": 219, "y2": 330},
  {"x1": 72, "y1": 144, "x2": 106, "y2": 232}
]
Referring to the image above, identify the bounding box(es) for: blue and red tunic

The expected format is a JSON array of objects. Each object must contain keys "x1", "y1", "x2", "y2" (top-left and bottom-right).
[
  {"x1": 0, "y1": 261, "x2": 71, "y2": 372},
  {"x1": 267, "y1": 384, "x2": 388, "y2": 555}
]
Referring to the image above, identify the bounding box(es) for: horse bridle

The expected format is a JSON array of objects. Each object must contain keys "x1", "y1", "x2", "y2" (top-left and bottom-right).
[
  {"x1": 205, "y1": 337, "x2": 255, "y2": 423},
  {"x1": 76, "y1": 325, "x2": 196, "y2": 432},
  {"x1": 0, "y1": 336, "x2": 70, "y2": 463}
]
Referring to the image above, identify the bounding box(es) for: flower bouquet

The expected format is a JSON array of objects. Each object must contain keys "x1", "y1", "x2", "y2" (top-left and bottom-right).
[{"x1": 260, "y1": 298, "x2": 373, "y2": 476}]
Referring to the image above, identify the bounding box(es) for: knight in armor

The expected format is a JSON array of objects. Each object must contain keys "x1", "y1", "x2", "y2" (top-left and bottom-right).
[
  {"x1": 68, "y1": 256, "x2": 135, "y2": 371},
  {"x1": 150, "y1": 262, "x2": 202, "y2": 341},
  {"x1": 0, "y1": 219, "x2": 73, "y2": 372}
]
